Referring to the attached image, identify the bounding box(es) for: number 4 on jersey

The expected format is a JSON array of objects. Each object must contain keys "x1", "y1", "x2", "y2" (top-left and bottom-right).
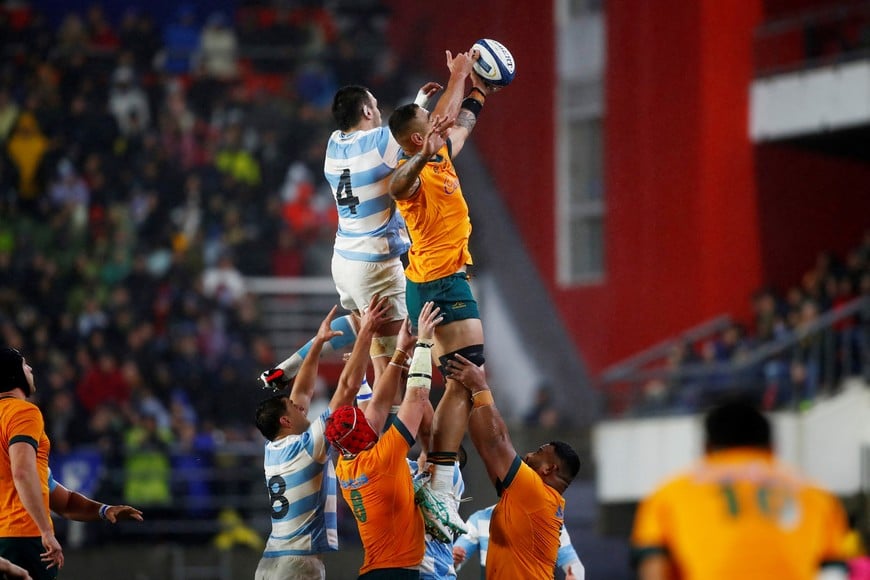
[{"x1": 336, "y1": 168, "x2": 360, "y2": 215}]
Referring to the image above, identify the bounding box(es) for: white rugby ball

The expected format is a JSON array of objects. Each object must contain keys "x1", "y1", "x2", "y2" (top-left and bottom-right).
[{"x1": 471, "y1": 38, "x2": 516, "y2": 87}]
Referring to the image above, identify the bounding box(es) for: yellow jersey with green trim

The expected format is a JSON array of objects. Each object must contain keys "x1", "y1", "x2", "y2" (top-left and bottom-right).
[
  {"x1": 0, "y1": 397, "x2": 52, "y2": 537},
  {"x1": 487, "y1": 456, "x2": 565, "y2": 579},
  {"x1": 395, "y1": 141, "x2": 472, "y2": 283},
  {"x1": 631, "y1": 448, "x2": 849, "y2": 580},
  {"x1": 335, "y1": 419, "x2": 425, "y2": 575}
]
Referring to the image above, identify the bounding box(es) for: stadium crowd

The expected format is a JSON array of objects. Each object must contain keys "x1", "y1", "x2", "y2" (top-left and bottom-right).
[
  {"x1": 635, "y1": 231, "x2": 870, "y2": 416},
  {"x1": 0, "y1": 0, "x2": 417, "y2": 542}
]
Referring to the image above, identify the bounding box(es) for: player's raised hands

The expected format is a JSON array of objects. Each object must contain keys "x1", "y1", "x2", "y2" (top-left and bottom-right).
[
  {"x1": 397, "y1": 317, "x2": 417, "y2": 354},
  {"x1": 104, "y1": 504, "x2": 145, "y2": 523},
  {"x1": 445, "y1": 354, "x2": 487, "y2": 392},
  {"x1": 313, "y1": 305, "x2": 343, "y2": 345},
  {"x1": 421, "y1": 114, "x2": 451, "y2": 157},
  {"x1": 445, "y1": 49, "x2": 474, "y2": 78},
  {"x1": 417, "y1": 81, "x2": 443, "y2": 101},
  {"x1": 416, "y1": 301, "x2": 443, "y2": 344},
  {"x1": 360, "y1": 294, "x2": 391, "y2": 335}
]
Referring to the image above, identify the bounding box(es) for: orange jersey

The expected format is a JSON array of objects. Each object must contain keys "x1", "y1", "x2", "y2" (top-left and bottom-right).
[
  {"x1": 0, "y1": 398, "x2": 52, "y2": 537},
  {"x1": 335, "y1": 420, "x2": 424, "y2": 575},
  {"x1": 631, "y1": 449, "x2": 848, "y2": 580},
  {"x1": 487, "y1": 456, "x2": 565, "y2": 579},
  {"x1": 395, "y1": 141, "x2": 473, "y2": 283}
]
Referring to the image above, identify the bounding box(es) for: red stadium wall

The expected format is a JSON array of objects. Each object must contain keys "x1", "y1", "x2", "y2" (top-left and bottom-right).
[
  {"x1": 755, "y1": 144, "x2": 870, "y2": 291},
  {"x1": 383, "y1": 0, "x2": 764, "y2": 375},
  {"x1": 385, "y1": 1, "x2": 867, "y2": 379}
]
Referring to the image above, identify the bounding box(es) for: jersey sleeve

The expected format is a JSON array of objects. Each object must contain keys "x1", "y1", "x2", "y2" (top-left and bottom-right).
[
  {"x1": 557, "y1": 524, "x2": 583, "y2": 576},
  {"x1": 307, "y1": 408, "x2": 332, "y2": 463},
  {"x1": 630, "y1": 485, "x2": 672, "y2": 566},
  {"x1": 820, "y1": 491, "x2": 850, "y2": 566},
  {"x1": 47, "y1": 468, "x2": 57, "y2": 493},
  {"x1": 6, "y1": 404, "x2": 43, "y2": 451},
  {"x1": 378, "y1": 126, "x2": 402, "y2": 168},
  {"x1": 454, "y1": 510, "x2": 482, "y2": 566},
  {"x1": 371, "y1": 420, "x2": 414, "y2": 470}
]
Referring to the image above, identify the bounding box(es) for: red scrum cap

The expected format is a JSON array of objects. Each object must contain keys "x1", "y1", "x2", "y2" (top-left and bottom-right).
[{"x1": 325, "y1": 406, "x2": 378, "y2": 457}]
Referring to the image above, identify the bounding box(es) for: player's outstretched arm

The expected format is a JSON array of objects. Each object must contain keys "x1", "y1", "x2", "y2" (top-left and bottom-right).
[
  {"x1": 389, "y1": 114, "x2": 451, "y2": 200},
  {"x1": 445, "y1": 355, "x2": 517, "y2": 487},
  {"x1": 395, "y1": 302, "x2": 442, "y2": 439},
  {"x1": 447, "y1": 69, "x2": 498, "y2": 158},
  {"x1": 0, "y1": 556, "x2": 31, "y2": 580},
  {"x1": 430, "y1": 50, "x2": 474, "y2": 123},
  {"x1": 331, "y1": 295, "x2": 391, "y2": 410},
  {"x1": 292, "y1": 305, "x2": 342, "y2": 414},
  {"x1": 363, "y1": 314, "x2": 417, "y2": 431},
  {"x1": 414, "y1": 81, "x2": 444, "y2": 109},
  {"x1": 50, "y1": 481, "x2": 143, "y2": 523}
]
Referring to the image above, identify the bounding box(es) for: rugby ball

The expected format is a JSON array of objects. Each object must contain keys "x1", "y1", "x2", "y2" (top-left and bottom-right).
[{"x1": 471, "y1": 39, "x2": 516, "y2": 87}]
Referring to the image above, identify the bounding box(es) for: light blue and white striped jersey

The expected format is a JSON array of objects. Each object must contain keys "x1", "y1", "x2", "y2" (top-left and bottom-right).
[
  {"x1": 324, "y1": 126, "x2": 411, "y2": 262},
  {"x1": 454, "y1": 504, "x2": 584, "y2": 579},
  {"x1": 261, "y1": 408, "x2": 338, "y2": 557},
  {"x1": 408, "y1": 460, "x2": 465, "y2": 580}
]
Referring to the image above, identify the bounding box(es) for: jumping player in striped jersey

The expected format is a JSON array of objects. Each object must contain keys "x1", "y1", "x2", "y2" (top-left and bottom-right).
[
  {"x1": 258, "y1": 81, "x2": 442, "y2": 393},
  {"x1": 253, "y1": 297, "x2": 390, "y2": 580},
  {"x1": 453, "y1": 504, "x2": 584, "y2": 579}
]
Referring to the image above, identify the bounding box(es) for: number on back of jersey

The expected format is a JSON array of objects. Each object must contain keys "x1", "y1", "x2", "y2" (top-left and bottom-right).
[{"x1": 335, "y1": 168, "x2": 360, "y2": 215}]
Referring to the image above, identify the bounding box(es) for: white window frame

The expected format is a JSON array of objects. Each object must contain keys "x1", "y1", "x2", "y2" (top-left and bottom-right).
[{"x1": 556, "y1": 2, "x2": 606, "y2": 286}]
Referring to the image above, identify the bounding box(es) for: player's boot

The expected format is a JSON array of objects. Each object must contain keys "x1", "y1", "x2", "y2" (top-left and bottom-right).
[
  {"x1": 258, "y1": 366, "x2": 293, "y2": 391},
  {"x1": 414, "y1": 481, "x2": 467, "y2": 542}
]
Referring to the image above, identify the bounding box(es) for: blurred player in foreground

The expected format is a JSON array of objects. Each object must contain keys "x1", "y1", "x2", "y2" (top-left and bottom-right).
[{"x1": 631, "y1": 400, "x2": 849, "y2": 580}]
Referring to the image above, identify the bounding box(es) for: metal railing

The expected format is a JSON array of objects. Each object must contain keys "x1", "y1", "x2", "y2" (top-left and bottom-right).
[
  {"x1": 599, "y1": 296, "x2": 870, "y2": 417},
  {"x1": 754, "y1": 2, "x2": 870, "y2": 77}
]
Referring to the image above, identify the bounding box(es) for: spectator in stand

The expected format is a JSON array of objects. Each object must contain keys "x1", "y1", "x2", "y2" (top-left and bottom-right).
[
  {"x1": 202, "y1": 252, "x2": 247, "y2": 309},
  {"x1": 198, "y1": 12, "x2": 238, "y2": 81},
  {"x1": 75, "y1": 351, "x2": 129, "y2": 414},
  {"x1": 0, "y1": 87, "x2": 20, "y2": 143},
  {"x1": 162, "y1": 4, "x2": 200, "y2": 75},
  {"x1": 5, "y1": 112, "x2": 50, "y2": 211},
  {"x1": 108, "y1": 66, "x2": 150, "y2": 138}
]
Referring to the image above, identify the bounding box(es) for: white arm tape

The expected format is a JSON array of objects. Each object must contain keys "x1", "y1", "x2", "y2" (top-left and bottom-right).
[
  {"x1": 407, "y1": 344, "x2": 432, "y2": 390},
  {"x1": 414, "y1": 89, "x2": 431, "y2": 109}
]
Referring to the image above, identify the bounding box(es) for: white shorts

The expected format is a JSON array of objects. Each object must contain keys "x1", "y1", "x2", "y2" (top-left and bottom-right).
[
  {"x1": 331, "y1": 253, "x2": 408, "y2": 322},
  {"x1": 255, "y1": 554, "x2": 325, "y2": 580}
]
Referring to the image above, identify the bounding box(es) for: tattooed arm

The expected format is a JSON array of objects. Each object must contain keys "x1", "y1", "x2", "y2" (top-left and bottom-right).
[{"x1": 447, "y1": 71, "x2": 498, "y2": 158}]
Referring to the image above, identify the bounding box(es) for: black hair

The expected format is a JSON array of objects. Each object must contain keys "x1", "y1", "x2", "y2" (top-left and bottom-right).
[
  {"x1": 550, "y1": 440, "x2": 580, "y2": 481},
  {"x1": 704, "y1": 400, "x2": 771, "y2": 451},
  {"x1": 0, "y1": 347, "x2": 30, "y2": 395},
  {"x1": 255, "y1": 394, "x2": 288, "y2": 441},
  {"x1": 332, "y1": 85, "x2": 372, "y2": 131},
  {"x1": 388, "y1": 103, "x2": 421, "y2": 141}
]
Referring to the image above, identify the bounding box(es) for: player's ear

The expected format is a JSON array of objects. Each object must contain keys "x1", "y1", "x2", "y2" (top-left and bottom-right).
[{"x1": 410, "y1": 131, "x2": 424, "y2": 147}]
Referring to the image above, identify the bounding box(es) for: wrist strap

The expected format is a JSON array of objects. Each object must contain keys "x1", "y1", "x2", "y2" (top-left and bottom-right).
[
  {"x1": 472, "y1": 390, "x2": 494, "y2": 409},
  {"x1": 99, "y1": 504, "x2": 109, "y2": 520}
]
